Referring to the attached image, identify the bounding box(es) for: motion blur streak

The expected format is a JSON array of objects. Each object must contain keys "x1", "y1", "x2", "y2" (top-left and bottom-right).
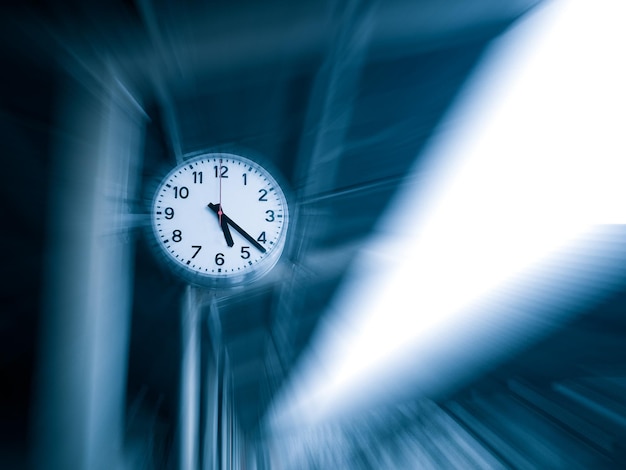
[
  {"x1": 267, "y1": 0, "x2": 626, "y2": 446},
  {"x1": 31, "y1": 71, "x2": 145, "y2": 469},
  {"x1": 6, "y1": 0, "x2": 626, "y2": 467}
]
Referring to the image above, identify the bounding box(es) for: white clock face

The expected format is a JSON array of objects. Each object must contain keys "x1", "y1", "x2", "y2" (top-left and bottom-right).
[{"x1": 151, "y1": 153, "x2": 289, "y2": 287}]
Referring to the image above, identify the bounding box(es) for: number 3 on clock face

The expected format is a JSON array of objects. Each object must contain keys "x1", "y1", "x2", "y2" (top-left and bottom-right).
[{"x1": 151, "y1": 153, "x2": 290, "y2": 287}]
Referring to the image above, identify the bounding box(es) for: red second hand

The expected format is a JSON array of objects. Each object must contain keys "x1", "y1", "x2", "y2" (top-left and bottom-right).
[{"x1": 218, "y1": 158, "x2": 223, "y2": 224}]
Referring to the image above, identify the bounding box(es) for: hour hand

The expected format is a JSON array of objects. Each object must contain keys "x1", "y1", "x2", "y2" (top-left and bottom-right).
[
  {"x1": 220, "y1": 216, "x2": 234, "y2": 247},
  {"x1": 208, "y1": 203, "x2": 234, "y2": 247}
]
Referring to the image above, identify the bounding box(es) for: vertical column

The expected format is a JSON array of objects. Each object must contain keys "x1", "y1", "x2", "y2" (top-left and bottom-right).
[
  {"x1": 32, "y1": 70, "x2": 146, "y2": 469},
  {"x1": 202, "y1": 294, "x2": 223, "y2": 470},
  {"x1": 179, "y1": 286, "x2": 203, "y2": 470},
  {"x1": 200, "y1": 342, "x2": 220, "y2": 470},
  {"x1": 221, "y1": 365, "x2": 230, "y2": 470}
]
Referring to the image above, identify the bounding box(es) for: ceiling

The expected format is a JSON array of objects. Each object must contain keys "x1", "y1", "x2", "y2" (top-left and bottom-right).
[{"x1": 3, "y1": 0, "x2": 626, "y2": 468}]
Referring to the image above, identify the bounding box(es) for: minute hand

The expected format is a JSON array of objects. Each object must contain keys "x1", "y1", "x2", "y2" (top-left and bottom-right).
[{"x1": 207, "y1": 204, "x2": 266, "y2": 253}]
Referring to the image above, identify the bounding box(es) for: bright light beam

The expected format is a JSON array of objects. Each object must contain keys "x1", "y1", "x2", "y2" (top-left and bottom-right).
[{"x1": 268, "y1": 0, "x2": 626, "y2": 432}]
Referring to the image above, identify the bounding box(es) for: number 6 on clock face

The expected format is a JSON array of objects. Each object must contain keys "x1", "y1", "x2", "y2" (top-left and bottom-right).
[{"x1": 151, "y1": 152, "x2": 290, "y2": 287}]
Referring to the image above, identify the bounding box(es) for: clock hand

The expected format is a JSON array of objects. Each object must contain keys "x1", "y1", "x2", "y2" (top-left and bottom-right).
[
  {"x1": 224, "y1": 215, "x2": 267, "y2": 253},
  {"x1": 208, "y1": 203, "x2": 234, "y2": 247},
  {"x1": 220, "y1": 216, "x2": 234, "y2": 247},
  {"x1": 207, "y1": 203, "x2": 266, "y2": 253}
]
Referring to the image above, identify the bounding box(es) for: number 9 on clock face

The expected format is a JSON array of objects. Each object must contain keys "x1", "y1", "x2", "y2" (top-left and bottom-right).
[{"x1": 151, "y1": 153, "x2": 290, "y2": 287}]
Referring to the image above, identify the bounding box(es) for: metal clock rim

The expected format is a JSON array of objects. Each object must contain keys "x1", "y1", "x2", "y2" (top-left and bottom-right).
[{"x1": 149, "y1": 151, "x2": 291, "y2": 289}]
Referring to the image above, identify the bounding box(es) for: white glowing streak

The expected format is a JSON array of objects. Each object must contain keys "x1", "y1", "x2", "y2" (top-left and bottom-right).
[{"x1": 270, "y1": 0, "x2": 626, "y2": 428}]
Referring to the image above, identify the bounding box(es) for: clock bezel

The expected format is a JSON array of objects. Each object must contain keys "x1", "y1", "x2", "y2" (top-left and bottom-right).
[{"x1": 149, "y1": 151, "x2": 291, "y2": 289}]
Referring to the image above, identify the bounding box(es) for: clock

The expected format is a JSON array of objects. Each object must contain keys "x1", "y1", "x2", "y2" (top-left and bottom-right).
[{"x1": 151, "y1": 152, "x2": 290, "y2": 287}]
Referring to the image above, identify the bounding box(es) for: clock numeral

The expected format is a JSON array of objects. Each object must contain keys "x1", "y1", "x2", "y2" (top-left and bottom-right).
[
  {"x1": 214, "y1": 165, "x2": 228, "y2": 178},
  {"x1": 258, "y1": 189, "x2": 268, "y2": 201},
  {"x1": 191, "y1": 245, "x2": 202, "y2": 258},
  {"x1": 242, "y1": 173, "x2": 247, "y2": 185},
  {"x1": 215, "y1": 253, "x2": 225, "y2": 265},
  {"x1": 240, "y1": 246, "x2": 250, "y2": 259},
  {"x1": 265, "y1": 210, "x2": 275, "y2": 222},
  {"x1": 257, "y1": 232, "x2": 266, "y2": 244},
  {"x1": 173, "y1": 186, "x2": 189, "y2": 199},
  {"x1": 193, "y1": 171, "x2": 203, "y2": 184},
  {"x1": 172, "y1": 230, "x2": 182, "y2": 242},
  {"x1": 164, "y1": 207, "x2": 174, "y2": 219}
]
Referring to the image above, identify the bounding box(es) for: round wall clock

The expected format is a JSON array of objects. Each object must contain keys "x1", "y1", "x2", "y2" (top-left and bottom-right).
[{"x1": 151, "y1": 152, "x2": 290, "y2": 288}]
